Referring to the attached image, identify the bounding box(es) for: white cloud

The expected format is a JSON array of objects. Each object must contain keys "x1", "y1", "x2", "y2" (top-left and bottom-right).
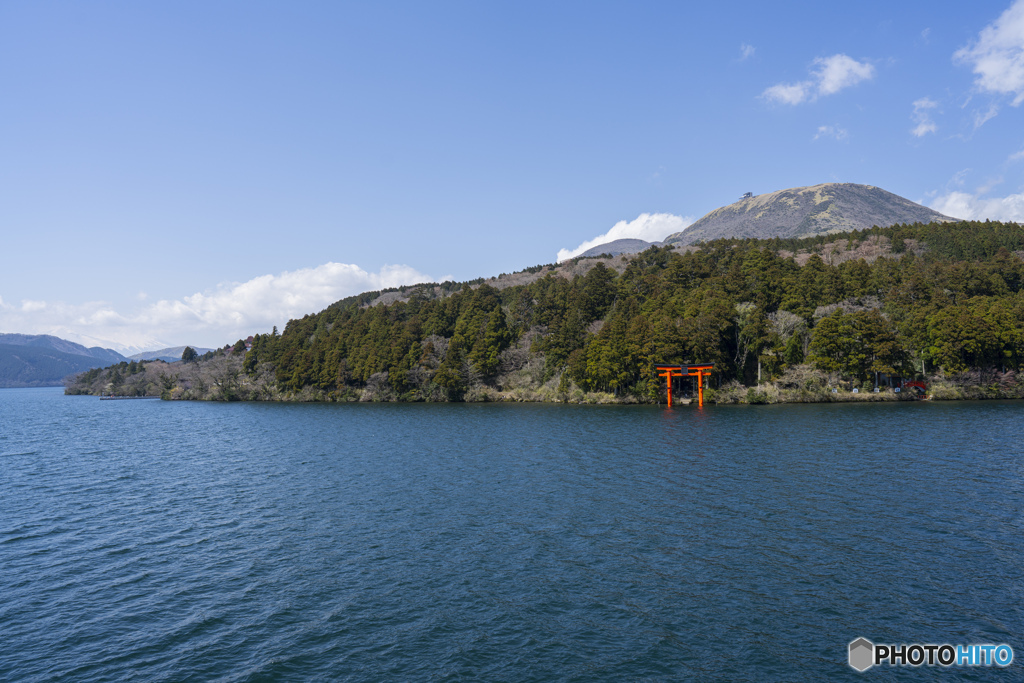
[
  {"x1": 762, "y1": 54, "x2": 875, "y2": 105},
  {"x1": 1010, "y1": 146, "x2": 1024, "y2": 161},
  {"x1": 911, "y1": 120, "x2": 937, "y2": 137},
  {"x1": 0, "y1": 262, "x2": 445, "y2": 352},
  {"x1": 739, "y1": 43, "x2": 756, "y2": 61},
  {"x1": 929, "y1": 191, "x2": 1024, "y2": 221},
  {"x1": 813, "y1": 125, "x2": 848, "y2": 141},
  {"x1": 556, "y1": 213, "x2": 693, "y2": 262},
  {"x1": 911, "y1": 97, "x2": 939, "y2": 137},
  {"x1": 954, "y1": 0, "x2": 1024, "y2": 106},
  {"x1": 815, "y1": 54, "x2": 875, "y2": 95},
  {"x1": 763, "y1": 81, "x2": 814, "y2": 105},
  {"x1": 21, "y1": 300, "x2": 47, "y2": 312}
]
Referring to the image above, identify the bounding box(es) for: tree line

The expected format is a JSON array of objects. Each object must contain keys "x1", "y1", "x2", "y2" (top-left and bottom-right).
[{"x1": 232, "y1": 220, "x2": 1023, "y2": 401}]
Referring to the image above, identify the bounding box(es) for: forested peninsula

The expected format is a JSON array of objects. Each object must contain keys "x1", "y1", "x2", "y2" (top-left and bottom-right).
[{"x1": 67, "y1": 220, "x2": 1024, "y2": 404}]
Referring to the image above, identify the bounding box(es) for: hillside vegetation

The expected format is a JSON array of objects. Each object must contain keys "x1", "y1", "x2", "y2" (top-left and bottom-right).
[{"x1": 68, "y1": 220, "x2": 1024, "y2": 403}]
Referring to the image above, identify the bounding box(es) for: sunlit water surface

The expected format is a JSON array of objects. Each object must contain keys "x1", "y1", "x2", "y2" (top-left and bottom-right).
[{"x1": 2, "y1": 388, "x2": 1022, "y2": 681}]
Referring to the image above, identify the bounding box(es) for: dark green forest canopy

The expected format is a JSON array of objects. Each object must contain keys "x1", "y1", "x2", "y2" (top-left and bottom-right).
[{"x1": 239, "y1": 220, "x2": 1024, "y2": 400}]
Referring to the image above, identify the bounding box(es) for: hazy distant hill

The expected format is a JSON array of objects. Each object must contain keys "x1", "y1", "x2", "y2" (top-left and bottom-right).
[
  {"x1": 663, "y1": 183, "x2": 956, "y2": 246},
  {"x1": 0, "y1": 333, "x2": 213, "y2": 386},
  {"x1": 0, "y1": 333, "x2": 126, "y2": 364},
  {"x1": 130, "y1": 346, "x2": 214, "y2": 363},
  {"x1": 0, "y1": 334, "x2": 128, "y2": 387},
  {"x1": 0, "y1": 343, "x2": 125, "y2": 388}
]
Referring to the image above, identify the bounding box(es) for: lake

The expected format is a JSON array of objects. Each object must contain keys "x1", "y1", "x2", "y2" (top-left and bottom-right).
[{"x1": 2, "y1": 388, "x2": 1022, "y2": 680}]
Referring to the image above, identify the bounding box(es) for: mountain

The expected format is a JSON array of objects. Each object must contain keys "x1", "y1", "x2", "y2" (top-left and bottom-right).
[
  {"x1": 0, "y1": 333, "x2": 128, "y2": 387},
  {"x1": 0, "y1": 333, "x2": 126, "y2": 364},
  {"x1": 130, "y1": 346, "x2": 214, "y2": 363},
  {"x1": 0, "y1": 343, "x2": 126, "y2": 388},
  {"x1": 44, "y1": 328, "x2": 169, "y2": 356},
  {"x1": 663, "y1": 183, "x2": 957, "y2": 246},
  {"x1": 576, "y1": 238, "x2": 663, "y2": 258}
]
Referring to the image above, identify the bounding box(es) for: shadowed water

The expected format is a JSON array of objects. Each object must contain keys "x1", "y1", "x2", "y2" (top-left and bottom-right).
[{"x1": 1, "y1": 388, "x2": 1022, "y2": 681}]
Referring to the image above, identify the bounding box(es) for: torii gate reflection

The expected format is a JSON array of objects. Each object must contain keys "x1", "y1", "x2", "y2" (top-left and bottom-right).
[{"x1": 656, "y1": 363, "x2": 714, "y2": 408}]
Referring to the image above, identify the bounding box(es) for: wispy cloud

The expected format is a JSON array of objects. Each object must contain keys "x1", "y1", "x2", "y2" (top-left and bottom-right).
[
  {"x1": 813, "y1": 125, "x2": 848, "y2": 141},
  {"x1": 954, "y1": 0, "x2": 1024, "y2": 107},
  {"x1": 763, "y1": 81, "x2": 813, "y2": 105},
  {"x1": 739, "y1": 43, "x2": 756, "y2": 61},
  {"x1": 977, "y1": 176, "x2": 1005, "y2": 195},
  {"x1": 974, "y1": 103, "x2": 1001, "y2": 128},
  {"x1": 950, "y1": 168, "x2": 972, "y2": 187},
  {"x1": 556, "y1": 213, "x2": 693, "y2": 262},
  {"x1": 0, "y1": 262, "x2": 446, "y2": 352},
  {"x1": 929, "y1": 191, "x2": 1024, "y2": 221},
  {"x1": 910, "y1": 97, "x2": 939, "y2": 137},
  {"x1": 1010, "y1": 145, "x2": 1024, "y2": 161},
  {"x1": 762, "y1": 54, "x2": 875, "y2": 105}
]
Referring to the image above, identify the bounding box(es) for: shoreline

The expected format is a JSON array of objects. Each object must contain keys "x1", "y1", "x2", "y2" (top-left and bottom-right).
[
  {"x1": 74, "y1": 387, "x2": 1022, "y2": 405},
  {"x1": 64, "y1": 359, "x2": 1024, "y2": 405}
]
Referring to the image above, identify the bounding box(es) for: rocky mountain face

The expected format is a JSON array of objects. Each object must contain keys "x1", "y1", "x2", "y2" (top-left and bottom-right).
[{"x1": 663, "y1": 183, "x2": 956, "y2": 246}]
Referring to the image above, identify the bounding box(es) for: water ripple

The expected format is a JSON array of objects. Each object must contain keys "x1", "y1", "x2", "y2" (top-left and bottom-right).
[{"x1": 1, "y1": 390, "x2": 1022, "y2": 680}]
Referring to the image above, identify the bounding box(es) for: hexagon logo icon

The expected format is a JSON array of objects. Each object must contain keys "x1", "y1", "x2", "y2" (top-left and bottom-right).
[{"x1": 849, "y1": 638, "x2": 874, "y2": 672}]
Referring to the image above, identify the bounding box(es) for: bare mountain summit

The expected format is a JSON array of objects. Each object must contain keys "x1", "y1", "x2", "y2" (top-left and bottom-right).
[
  {"x1": 576, "y1": 238, "x2": 664, "y2": 258},
  {"x1": 664, "y1": 183, "x2": 957, "y2": 246}
]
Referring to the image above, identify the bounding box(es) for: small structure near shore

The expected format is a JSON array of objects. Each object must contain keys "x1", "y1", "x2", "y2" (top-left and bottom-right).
[
  {"x1": 656, "y1": 363, "x2": 714, "y2": 407},
  {"x1": 900, "y1": 380, "x2": 927, "y2": 396}
]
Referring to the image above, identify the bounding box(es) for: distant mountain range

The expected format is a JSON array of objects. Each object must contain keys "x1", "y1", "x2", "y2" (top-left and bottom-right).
[
  {"x1": 0, "y1": 344, "x2": 123, "y2": 388},
  {"x1": 0, "y1": 333, "x2": 126, "y2": 364},
  {"x1": 40, "y1": 328, "x2": 171, "y2": 356},
  {"x1": 0, "y1": 334, "x2": 127, "y2": 388},
  {"x1": 0, "y1": 334, "x2": 213, "y2": 387},
  {"x1": 664, "y1": 183, "x2": 956, "y2": 246}
]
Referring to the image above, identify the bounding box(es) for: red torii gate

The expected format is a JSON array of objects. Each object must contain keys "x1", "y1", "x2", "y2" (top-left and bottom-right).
[{"x1": 656, "y1": 363, "x2": 714, "y2": 408}]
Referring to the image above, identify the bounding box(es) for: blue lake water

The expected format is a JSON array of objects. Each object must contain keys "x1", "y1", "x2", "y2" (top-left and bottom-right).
[{"x1": 1, "y1": 387, "x2": 1022, "y2": 681}]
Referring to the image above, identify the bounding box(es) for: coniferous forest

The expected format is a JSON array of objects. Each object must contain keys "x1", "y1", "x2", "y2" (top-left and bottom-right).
[{"x1": 68, "y1": 220, "x2": 1024, "y2": 403}]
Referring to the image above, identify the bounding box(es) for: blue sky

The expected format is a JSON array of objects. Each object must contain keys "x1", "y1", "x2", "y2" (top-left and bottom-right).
[{"x1": 2, "y1": 1, "x2": 1023, "y2": 352}]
